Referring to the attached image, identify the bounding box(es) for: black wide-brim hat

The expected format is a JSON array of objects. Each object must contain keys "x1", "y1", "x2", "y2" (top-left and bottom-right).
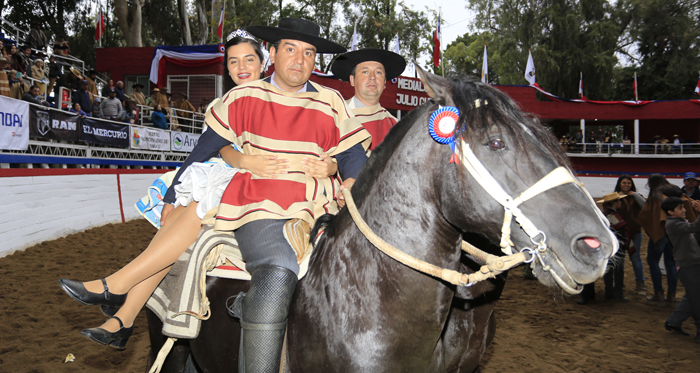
[
  {"x1": 331, "y1": 48, "x2": 406, "y2": 82},
  {"x1": 247, "y1": 18, "x2": 345, "y2": 54},
  {"x1": 132, "y1": 83, "x2": 144, "y2": 89}
]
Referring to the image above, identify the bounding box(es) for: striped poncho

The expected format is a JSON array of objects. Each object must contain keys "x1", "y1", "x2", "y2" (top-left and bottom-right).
[
  {"x1": 347, "y1": 97, "x2": 397, "y2": 151},
  {"x1": 206, "y1": 77, "x2": 371, "y2": 232}
]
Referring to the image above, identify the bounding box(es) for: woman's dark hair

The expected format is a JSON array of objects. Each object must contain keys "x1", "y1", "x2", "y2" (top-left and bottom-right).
[
  {"x1": 614, "y1": 174, "x2": 637, "y2": 193},
  {"x1": 647, "y1": 173, "x2": 671, "y2": 202},
  {"x1": 661, "y1": 197, "x2": 684, "y2": 215},
  {"x1": 223, "y1": 35, "x2": 264, "y2": 91}
]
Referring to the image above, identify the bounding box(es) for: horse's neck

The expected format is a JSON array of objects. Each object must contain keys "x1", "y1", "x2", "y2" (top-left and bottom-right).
[{"x1": 304, "y1": 125, "x2": 463, "y2": 299}]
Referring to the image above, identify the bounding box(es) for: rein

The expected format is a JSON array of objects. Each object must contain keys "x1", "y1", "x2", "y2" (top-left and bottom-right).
[{"x1": 341, "y1": 188, "x2": 531, "y2": 287}]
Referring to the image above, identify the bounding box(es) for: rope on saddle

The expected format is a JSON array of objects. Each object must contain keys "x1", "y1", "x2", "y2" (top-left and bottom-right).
[
  {"x1": 148, "y1": 337, "x2": 175, "y2": 373},
  {"x1": 341, "y1": 188, "x2": 530, "y2": 286}
]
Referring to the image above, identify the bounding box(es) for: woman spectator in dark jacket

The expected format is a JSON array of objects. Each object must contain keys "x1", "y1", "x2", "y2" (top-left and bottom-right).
[
  {"x1": 614, "y1": 175, "x2": 646, "y2": 294},
  {"x1": 151, "y1": 104, "x2": 168, "y2": 129}
]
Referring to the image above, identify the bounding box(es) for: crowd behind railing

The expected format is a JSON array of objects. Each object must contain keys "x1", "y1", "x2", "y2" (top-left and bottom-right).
[{"x1": 560, "y1": 131, "x2": 700, "y2": 155}]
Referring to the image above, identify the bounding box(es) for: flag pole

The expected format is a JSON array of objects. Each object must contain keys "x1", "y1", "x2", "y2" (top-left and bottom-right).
[
  {"x1": 220, "y1": 0, "x2": 225, "y2": 44},
  {"x1": 439, "y1": 7, "x2": 444, "y2": 78}
]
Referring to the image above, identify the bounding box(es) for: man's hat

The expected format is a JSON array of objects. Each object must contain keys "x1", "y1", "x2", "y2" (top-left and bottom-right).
[
  {"x1": 132, "y1": 83, "x2": 144, "y2": 89},
  {"x1": 179, "y1": 92, "x2": 188, "y2": 98},
  {"x1": 152, "y1": 88, "x2": 160, "y2": 92},
  {"x1": 596, "y1": 192, "x2": 627, "y2": 204},
  {"x1": 69, "y1": 67, "x2": 83, "y2": 79},
  {"x1": 684, "y1": 172, "x2": 697, "y2": 180},
  {"x1": 331, "y1": 48, "x2": 406, "y2": 82},
  {"x1": 81, "y1": 80, "x2": 88, "y2": 85},
  {"x1": 88, "y1": 69, "x2": 97, "y2": 76},
  {"x1": 247, "y1": 18, "x2": 345, "y2": 54}
]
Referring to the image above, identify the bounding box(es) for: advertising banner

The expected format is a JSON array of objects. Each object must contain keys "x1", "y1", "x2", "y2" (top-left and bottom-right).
[
  {"x1": 170, "y1": 131, "x2": 200, "y2": 152},
  {"x1": 0, "y1": 96, "x2": 29, "y2": 150},
  {"x1": 130, "y1": 126, "x2": 170, "y2": 151},
  {"x1": 28, "y1": 105, "x2": 80, "y2": 142},
  {"x1": 80, "y1": 117, "x2": 130, "y2": 148}
]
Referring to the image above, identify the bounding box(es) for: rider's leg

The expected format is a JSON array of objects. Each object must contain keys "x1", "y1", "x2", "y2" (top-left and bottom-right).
[
  {"x1": 83, "y1": 202, "x2": 201, "y2": 295},
  {"x1": 231, "y1": 219, "x2": 299, "y2": 373},
  {"x1": 97, "y1": 265, "x2": 170, "y2": 332}
]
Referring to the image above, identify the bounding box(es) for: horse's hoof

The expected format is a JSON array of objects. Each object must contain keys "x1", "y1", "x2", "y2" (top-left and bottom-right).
[{"x1": 58, "y1": 278, "x2": 127, "y2": 307}]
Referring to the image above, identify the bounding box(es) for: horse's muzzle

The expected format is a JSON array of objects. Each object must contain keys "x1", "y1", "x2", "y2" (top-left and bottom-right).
[{"x1": 571, "y1": 236, "x2": 613, "y2": 267}]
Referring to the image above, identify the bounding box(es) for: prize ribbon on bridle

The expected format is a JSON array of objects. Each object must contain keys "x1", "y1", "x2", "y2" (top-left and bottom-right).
[{"x1": 428, "y1": 106, "x2": 461, "y2": 163}]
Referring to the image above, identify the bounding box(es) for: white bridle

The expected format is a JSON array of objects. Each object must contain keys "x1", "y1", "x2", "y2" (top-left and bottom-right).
[{"x1": 458, "y1": 139, "x2": 603, "y2": 294}]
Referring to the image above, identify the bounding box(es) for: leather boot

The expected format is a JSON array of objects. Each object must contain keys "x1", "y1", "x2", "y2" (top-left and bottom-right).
[
  {"x1": 647, "y1": 291, "x2": 664, "y2": 302},
  {"x1": 635, "y1": 281, "x2": 647, "y2": 295},
  {"x1": 229, "y1": 265, "x2": 298, "y2": 373},
  {"x1": 666, "y1": 291, "x2": 676, "y2": 303}
]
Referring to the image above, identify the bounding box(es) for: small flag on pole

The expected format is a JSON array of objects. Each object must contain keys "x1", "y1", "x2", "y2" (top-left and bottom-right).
[
  {"x1": 695, "y1": 73, "x2": 700, "y2": 94},
  {"x1": 216, "y1": 3, "x2": 225, "y2": 41},
  {"x1": 94, "y1": 8, "x2": 105, "y2": 41},
  {"x1": 578, "y1": 72, "x2": 583, "y2": 98},
  {"x1": 524, "y1": 50, "x2": 536, "y2": 85},
  {"x1": 481, "y1": 44, "x2": 488, "y2": 84},
  {"x1": 633, "y1": 72, "x2": 639, "y2": 101},
  {"x1": 433, "y1": 12, "x2": 441, "y2": 68},
  {"x1": 351, "y1": 18, "x2": 359, "y2": 51},
  {"x1": 394, "y1": 32, "x2": 400, "y2": 54}
]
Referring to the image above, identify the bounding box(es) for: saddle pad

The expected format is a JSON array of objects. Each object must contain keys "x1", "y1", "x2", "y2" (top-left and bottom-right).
[{"x1": 146, "y1": 220, "x2": 316, "y2": 339}]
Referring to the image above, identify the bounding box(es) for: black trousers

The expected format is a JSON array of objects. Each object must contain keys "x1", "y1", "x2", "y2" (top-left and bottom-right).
[
  {"x1": 667, "y1": 264, "x2": 700, "y2": 333},
  {"x1": 234, "y1": 219, "x2": 300, "y2": 276}
]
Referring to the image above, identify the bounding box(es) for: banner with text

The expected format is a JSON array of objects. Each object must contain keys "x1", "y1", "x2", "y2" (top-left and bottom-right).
[
  {"x1": 80, "y1": 118, "x2": 130, "y2": 148},
  {"x1": 170, "y1": 131, "x2": 200, "y2": 152},
  {"x1": 28, "y1": 105, "x2": 80, "y2": 142},
  {"x1": 130, "y1": 126, "x2": 170, "y2": 151},
  {"x1": 0, "y1": 96, "x2": 29, "y2": 150}
]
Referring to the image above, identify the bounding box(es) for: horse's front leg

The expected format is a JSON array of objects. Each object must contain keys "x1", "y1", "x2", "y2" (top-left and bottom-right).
[
  {"x1": 145, "y1": 308, "x2": 193, "y2": 373},
  {"x1": 443, "y1": 256, "x2": 508, "y2": 373}
]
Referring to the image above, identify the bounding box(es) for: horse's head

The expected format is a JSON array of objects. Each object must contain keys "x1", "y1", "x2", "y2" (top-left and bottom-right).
[{"x1": 415, "y1": 66, "x2": 617, "y2": 294}]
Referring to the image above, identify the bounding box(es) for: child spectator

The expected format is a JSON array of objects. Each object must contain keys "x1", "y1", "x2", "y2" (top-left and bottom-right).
[
  {"x1": 151, "y1": 104, "x2": 168, "y2": 129},
  {"x1": 70, "y1": 102, "x2": 86, "y2": 117},
  {"x1": 31, "y1": 59, "x2": 46, "y2": 96},
  {"x1": 47, "y1": 55, "x2": 61, "y2": 94},
  {"x1": 577, "y1": 192, "x2": 630, "y2": 304},
  {"x1": 662, "y1": 196, "x2": 700, "y2": 343}
]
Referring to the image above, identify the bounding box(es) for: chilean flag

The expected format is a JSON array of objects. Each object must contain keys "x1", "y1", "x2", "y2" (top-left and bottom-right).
[
  {"x1": 578, "y1": 72, "x2": 583, "y2": 98},
  {"x1": 695, "y1": 73, "x2": 700, "y2": 94},
  {"x1": 433, "y1": 13, "x2": 441, "y2": 68},
  {"x1": 94, "y1": 9, "x2": 105, "y2": 41},
  {"x1": 633, "y1": 72, "x2": 638, "y2": 101},
  {"x1": 216, "y1": 4, "x2": 225, "y2": 40}
]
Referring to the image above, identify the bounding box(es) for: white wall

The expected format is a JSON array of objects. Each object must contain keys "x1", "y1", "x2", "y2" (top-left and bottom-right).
[
  {"x1": 0, "y1": 170, "x2": 164, "y2": 257},
  {"x1": 578, "y1": 176, "x2": 683, "y2": 199}
]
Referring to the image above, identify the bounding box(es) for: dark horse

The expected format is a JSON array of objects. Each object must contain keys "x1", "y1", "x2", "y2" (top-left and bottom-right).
[{"x1": 146, "y1": 67, "x2": 617, "y2": 372}]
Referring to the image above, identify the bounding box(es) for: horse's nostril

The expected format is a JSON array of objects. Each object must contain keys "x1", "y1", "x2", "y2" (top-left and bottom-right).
[{"x1": 582, "y1": 237, "x2": 601, "y2": 249}]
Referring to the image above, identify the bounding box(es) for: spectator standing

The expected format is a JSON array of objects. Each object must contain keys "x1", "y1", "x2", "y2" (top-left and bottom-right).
[
  {"x1": 91, "y1": 98, "x2": 102, "y2": 118},
  {"x1": 681, "y1": 172, "x2": 700, "y2": 200},
  {"x1": 639, "y1": 174, "x2": 697, "y2": 303},
  {"x1": 73, "y1": 80, "x2": 93, "y2": 116},
  {"x1": 13, "y1": 46, "x2": 31, "y2": 76},
  {"x1": 101, "y1": 79, "x2": 115, "y2": 97},
  {"x1": 175, "y1": 93, "x2": 195, "y2": 131},
  {"x1": 614, "y1": 175, "x2": 647, "y2": 294},
  {"x1": 129, "y1": 83, "x2": 146, "y2": 106},
  {"x1": 26, "y1": 22, "x2": 48, "y2": 51},
  {"x1": 31, "y1": 59, "x2": 46, "y2": 96},
  {"x1": 0, "y1": 56, "x2": 11, "y2": 97},
  {"x1": 8, "y1": 70, "x2": 29, "y2": 99},
  {"x1": 150, "y1": 104, "x2": 168, "y2": 129},
  {"x1": 54, "y1": 67, "x2": 82, "y2": 101},
  {"x1": 47, "y1": 56, "x2": 61, "y2": 94},
  {"x1": 118, "y1": 100, "x2": 136, "y2": 123},
  {"x1": 663, "y1": 196, "x2": 700, "y2": 344},
  {"x1": 114, "y1": 81, "x2": 126, "y2": 102},
  {"x1": 86, "y1": 70, "x2": 99, "y2": 98},
  {"x1": 52, "y1": 36, "x2": 70, "y2": 57},
  {"x1": 100, "y1": 89, "x2": 122, "y2": 119},
  {"x1": 150, "y1": 87, "x2": 170, "y2": 113}
]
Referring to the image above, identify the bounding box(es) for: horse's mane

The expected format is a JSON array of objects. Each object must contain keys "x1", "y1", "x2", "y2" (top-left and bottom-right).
[{"x1": 448, "y1": 76, "x2": 570, "y2": 169}]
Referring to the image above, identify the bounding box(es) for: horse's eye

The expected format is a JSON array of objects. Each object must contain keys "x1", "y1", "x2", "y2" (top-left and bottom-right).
[{"x1": 488, "y1": 139, "x2": 506, "y2": 151}]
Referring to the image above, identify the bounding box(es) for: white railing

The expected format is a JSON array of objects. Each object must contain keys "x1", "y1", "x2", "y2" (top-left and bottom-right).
[
  {"x1": 563, "y1": 142, "x2": 700, "y2": 155},
  {"x1": 0, "y1": 17, "x2": 28, "y2": 46}
]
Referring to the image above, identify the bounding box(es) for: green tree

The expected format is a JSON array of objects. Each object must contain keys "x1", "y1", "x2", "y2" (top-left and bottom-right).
[
  {"x1": 441, "y1": 32, "x2": 501, "y2": 83},
  {"x1": 612, "y1": 0, "x2": 700, "y2": 100},
  {"x1": 468, "y1": 0, "x2": 631, "y2": 100}
]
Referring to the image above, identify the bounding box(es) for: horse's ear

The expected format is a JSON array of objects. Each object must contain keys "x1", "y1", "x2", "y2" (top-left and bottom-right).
[{"x1": 415, "y1": 62, "x2": 450, "y2": 101}]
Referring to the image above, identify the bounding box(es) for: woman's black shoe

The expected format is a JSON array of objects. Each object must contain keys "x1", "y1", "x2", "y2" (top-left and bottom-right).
[
  {"x1": 101, "y1": 305, "x2": 120, "y2": 317},
  {"x1": 80, "y1": 316, "x2": 133, "y2": 350},
  {"x1": 58, "y1": 278, "x2": 127, "y2": 307}
]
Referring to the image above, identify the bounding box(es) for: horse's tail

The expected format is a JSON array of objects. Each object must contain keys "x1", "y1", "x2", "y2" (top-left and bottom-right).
[{"x1": 310, "y1": 213, "x2": 335, "y2": 249}]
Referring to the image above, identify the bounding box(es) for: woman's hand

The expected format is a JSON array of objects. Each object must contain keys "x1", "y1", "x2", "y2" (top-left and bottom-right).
[
  {"x1": 302, "y1": 153, "x2": 337, "y2": 178},
  {"x1": 240, "y1": 154, "x2": 289, "y2": 178},
  {"x1": 160, "y1": 203, "x2": 174, "y2": 226}
]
